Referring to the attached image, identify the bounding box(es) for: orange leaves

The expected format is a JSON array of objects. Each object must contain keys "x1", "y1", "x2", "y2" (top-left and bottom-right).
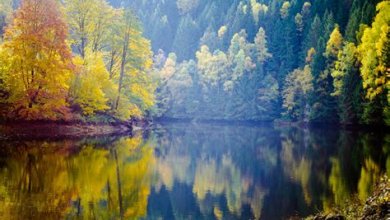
[
  {"x1": 0, "y1": 0, "x2": 155, "y2": 121},
  {"x1": 1, "y1": 0, "x2": 74, "y2": 121}
]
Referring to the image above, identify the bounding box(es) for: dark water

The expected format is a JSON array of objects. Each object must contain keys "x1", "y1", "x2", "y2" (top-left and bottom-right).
[{"x1": 0, "y1": 123, "x2": 389, "y2": 219}]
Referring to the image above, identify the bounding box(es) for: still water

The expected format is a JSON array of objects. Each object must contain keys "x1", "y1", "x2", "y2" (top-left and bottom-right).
[{"x1": 0, "y1": 122, "x2": 388, "y2": 219}]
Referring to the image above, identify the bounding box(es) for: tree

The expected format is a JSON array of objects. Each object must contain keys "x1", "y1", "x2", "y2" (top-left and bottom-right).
[
  {"x1": 196, "y1": 45, "x2": 229, "y2": 117},
  {"x1": 70, "y1": 52, "x2": 115, "y2": 116},
  {"x1": 295, "y1": 13, "x2": 304, "y2": 32},
  {"x1": 325, "y1": 25, "x2": 343, "y2": 60},
  {"x1": 331, "y1": 43, "x2": 363, "y2": 124},
  {"x1": 283, "y1": 65, "x2": 313, "y2": 121},
  {"x1": 254, "y1": 27, "x2": 272, "y2": 65},
  {"x1": 280, "y1": 1, "x2": 291, "y2": 19},
  {"x1": 65, "y1": 0, "x2": 116, "y2": 57},
  {"x1": 250, "y1": 0, "x2": 268, "y2": 25},
  {"x1": 0, "y1": 0, "x2": 74, "y2": 120},
  {"x1": 111, "y1": 9, "x2": 155, "y2": 120},
  {"x1": 310, "y1": 23, "x2": 340, "y2": 123},
  {"x1": 258, "y1": 74, "x2": 279, "y2": 119},
  {"x1": 358, "y1": 1, "x2": 390, "y2": 125},
  {"x1": 196, "y1": 46, "x2": 230, "y2": 88},
  {"x1": 160, "y1": 60, "x2": 196, "y2": 118}
]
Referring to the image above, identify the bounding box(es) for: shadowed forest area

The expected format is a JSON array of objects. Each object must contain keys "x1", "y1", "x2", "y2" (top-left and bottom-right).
[{"x1": 0, "y1": 0, "x2": 389, "y2": 125}]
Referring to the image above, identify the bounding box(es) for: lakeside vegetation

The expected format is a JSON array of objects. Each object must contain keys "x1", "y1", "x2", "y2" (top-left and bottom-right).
[
  {"x1": 0, "y1": 0, "x2": 155, "y2": 122},
  {"x1": 0, "y1": 0, "x2": 389, "y2": 125}
]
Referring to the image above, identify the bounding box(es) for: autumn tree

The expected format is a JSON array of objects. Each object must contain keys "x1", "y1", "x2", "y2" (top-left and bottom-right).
[
  {"x1": 65, "y1": 0, "x2": 116, "y2": 57},
  {"x1": 254, "y1": 27, "x2": 272, "y2": 65},
  {"x1": 70, "y1": 52, "x2": 116, "y2": 116},
  {"x1": 110, "y1": 9, "x2": 155, "y2": 120},
  {"x1": 280, "y1": 1, "x2": 291, "y2": 19},
  {"x1": 358, "y1": 1, "x2": 390, "y2": 125},
  {"x1": 0, "y1": 0, "x2": 74, "y2": 120},
  {"x1": 311, "y1": 24, "x2": 341, "y2": 123},
  {"x1": 331, "y1": 43, "x2": 363, "y2": 124},
  {"x1": 283, "y1": 65, "x2": 313, "y2": 121}
]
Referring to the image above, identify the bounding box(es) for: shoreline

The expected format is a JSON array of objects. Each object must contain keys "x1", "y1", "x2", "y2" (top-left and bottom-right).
[
  {"x1": 0, "y1": 118, "x2": 387, "y2": 140},
  {"x1": 155, "y1": 117, "x2": 389, "y2": 131},
  {"x1": 0, "y1": 121, "x2": 133, "y2": 139}
]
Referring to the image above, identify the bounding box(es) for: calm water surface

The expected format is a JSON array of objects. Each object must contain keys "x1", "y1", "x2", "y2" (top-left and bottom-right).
[{"x1": 0, "y1": 122, "x2": 389, "y2": 219}]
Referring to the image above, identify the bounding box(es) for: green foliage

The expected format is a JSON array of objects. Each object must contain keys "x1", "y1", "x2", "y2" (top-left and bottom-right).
[
  {"x1": 331, "y1": 43, "x2": 363, "y2": 124},
  {"x1": 310, "y1": 22, "x2": 340, "y2": 123}
]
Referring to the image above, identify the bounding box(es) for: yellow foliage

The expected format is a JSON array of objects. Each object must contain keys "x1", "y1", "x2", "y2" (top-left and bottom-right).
[
  {"x1": 0, "y1": 0, "x2": 74, "y2": 120},
  {"x1": 358, "y1": 1, "x2": 390, "y2": 101},
  {"x1": 71, "y1": 52, "x2": 114, "y2": 115},
  {"x1": 325, "y1": 25, "x2": 343, "y2": 59},
  {"x1": 0, "y1": 1, "x2": 155, "y2": 121},
  {"x1": 115, "y1": 96, "x2": 143, "y2": 120},
  {"x1": 0, "y1": 136, "x2": 155, "y2": 219},
  {"x1": 358, "y1": 158, "x2": 380, "y2": 201}
]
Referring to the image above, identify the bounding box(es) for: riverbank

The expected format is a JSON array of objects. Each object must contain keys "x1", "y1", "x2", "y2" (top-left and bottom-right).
[
  {"x1": 0, "y1": 121, "x2": 134, "y2": 139},
  {"x1": 306, "y1": 175, "x2": 390, "y2": 220}
]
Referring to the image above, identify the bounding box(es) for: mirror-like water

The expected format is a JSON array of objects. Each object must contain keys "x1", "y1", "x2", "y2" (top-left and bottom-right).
[{"x1": 0, "y1": 122, "x2": 388, "y2": 219}]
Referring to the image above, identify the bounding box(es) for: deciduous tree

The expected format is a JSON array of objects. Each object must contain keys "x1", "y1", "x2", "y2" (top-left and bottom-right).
[{"x1": 1, "y1": 0, "x2": 74, "y2": 120}]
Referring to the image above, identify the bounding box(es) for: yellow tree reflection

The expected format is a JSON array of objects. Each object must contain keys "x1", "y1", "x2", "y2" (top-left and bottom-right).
[{"x1": 0, "y1": 135, "x2": 155, "y2": 220}]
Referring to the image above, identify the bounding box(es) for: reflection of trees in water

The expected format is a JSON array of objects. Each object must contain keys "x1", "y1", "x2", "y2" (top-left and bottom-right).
[
  {"x1": 153, "y1": 124, "x2": 389, "y2": 219},
  {"x1": 0, "y1": 134, "x2": 155, "y2": 219},
  {"x1": 281, "y1": 138, "x2": 313, "y2": 205},
  {"x1": 325, "y1": 132, "x2": 389, "y2": 212},
  {"x1": 277, "y1": 127, "x2": 390, "y2": 214},
  {"x1": 0, "y1": 125, "x2": 388, "y2": 219},
  {"x1": 152, "y1": 124, "x2": 278, "y2": 219},
  {"x1": 277, "y1": 126, "x2": 336, "y2": 212},
  {"x1": 0, "y1": 141, "x2": 76, "y2": 219}
]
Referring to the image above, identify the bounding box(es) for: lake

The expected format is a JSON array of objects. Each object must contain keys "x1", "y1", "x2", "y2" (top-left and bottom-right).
[{"x1": 0, "y1": 122, "x2": 388, "y2": 219}]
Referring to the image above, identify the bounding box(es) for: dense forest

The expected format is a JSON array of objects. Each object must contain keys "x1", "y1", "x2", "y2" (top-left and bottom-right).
[
  {"x1": 0, "y1": 0, "x2": 389, "y2": 125},
  {"x1": 130, "y1": 0, "x2": 389, "y2": 125}
]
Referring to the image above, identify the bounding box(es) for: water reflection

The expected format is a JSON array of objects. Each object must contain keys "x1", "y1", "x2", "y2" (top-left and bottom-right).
[
  {"x1": 0, "y1": 135, "x2": 154, "y2": 219},
  {"x1": 0, "y1": 123, "x2": 388, "y2": 219}
]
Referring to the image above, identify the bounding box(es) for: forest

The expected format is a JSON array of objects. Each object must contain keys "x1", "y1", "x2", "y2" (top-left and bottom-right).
[{"x1": 0, "y1": 0, "x2": 389, "y2": 125}]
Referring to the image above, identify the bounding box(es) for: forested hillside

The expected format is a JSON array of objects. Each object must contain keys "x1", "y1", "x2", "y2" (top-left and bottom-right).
[
  {"x1": 0, "y1": 0, "x2": 389, "y2": 125},
  {"x1": 123, "y1": 0, "x2": 389, "y2": 125}
]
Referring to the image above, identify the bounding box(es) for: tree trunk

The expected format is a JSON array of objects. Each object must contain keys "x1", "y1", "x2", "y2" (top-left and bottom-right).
[
  {"x1": 109, "y1": 50, "x2": 117, "y2": 79},
  {"x1": 114, "y1": 149, "x2": 124, "y2": 219},
  {"x1": 114, "y1": 32, "x2": 129, "y2": 110}
]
